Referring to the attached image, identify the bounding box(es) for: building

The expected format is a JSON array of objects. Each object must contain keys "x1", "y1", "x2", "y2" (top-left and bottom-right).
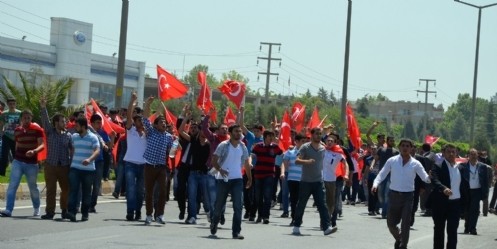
[
  {"x1": 0, "y1": 17, "x2": 145, "y2": 107},
  {"x1": 357, "y1": 100, "x2": 444, "y2": 127}
]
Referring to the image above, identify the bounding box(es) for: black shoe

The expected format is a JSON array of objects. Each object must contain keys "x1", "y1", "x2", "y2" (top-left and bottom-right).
[
  {"x1": 112, "y1": 192, "x2": 119, "y2": 199},
  {"x1": 243, "y1": 212, "x2": 249, "y2": 219},
  {"x1": 220, "y1": 215, "x2": 225, "y2": 225},
  {"x1": 289, "y1": 220, "x2": 295, "y2": 226},
  {"x1": 81, "y1": 215, "x2": 89, "y2": 221},
  {"x1": 368, "y1": 211, "x2": 376, "y2": 216},
  {"x1": 126, "y1": 214, "x2": 134, "y2": 221},
  {"x1": 66, "y1": 212, "x2": 77, "y2": 222},
  {"x1": 232, "y1": 234, "x2": 245, "y2": 240},
  {"x1": 394, "y1": 240, "x2": 401, "y2": 249},
  {"x1": 134, "y1": 212, "x2": 141, "y2": 221},
  {"x1": 464, "y1": 228, "x2": 470, "y2": 234},
  {"x1": 280, "y1": 212, "x2": 289, "y2": 218},
  {"x1": 470, "y1": 230, "x2": 477, "y2": 235},
  {"x1": 210, "y1": 222, "x2": 218, "y2": 235},
  {"x1": 256, "y1": 217, "x2": 262, "y2": 223},
  {"x1": 89, "y1": 207, "x2": 96, "y2": 213},
  {"x1": 263, "y1": 219, "x2": 269, "y2": 224},
  {"x1": 179, "y1": 211, "x2": 185, "y2": 220},
  {"x1": 61, "y1": 209, "x2": 68, "y2": 219},
  {"x1": 41, "y1": 213, "x2": 54, "y2": 220},
  {"x1": 249, "y1": 216, "x2": 255, "y2": 222}
]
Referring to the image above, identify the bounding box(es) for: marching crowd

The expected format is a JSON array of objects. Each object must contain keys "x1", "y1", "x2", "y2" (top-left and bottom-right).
[{"x1": 0, "y1": 94, "x2": 496, "y2": 248}]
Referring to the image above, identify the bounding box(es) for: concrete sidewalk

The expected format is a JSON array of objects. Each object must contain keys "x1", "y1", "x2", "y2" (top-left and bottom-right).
[{"x1": 0, "y1": 180, "x2": 116, "y2": 200}]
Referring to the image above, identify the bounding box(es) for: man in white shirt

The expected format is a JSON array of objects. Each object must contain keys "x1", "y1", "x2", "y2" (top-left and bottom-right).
[{"x1": 372, "y1": 138, "x2": 430, "y2": 249}]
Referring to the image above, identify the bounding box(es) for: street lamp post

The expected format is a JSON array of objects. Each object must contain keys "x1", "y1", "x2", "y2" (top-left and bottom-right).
[{"x1": 454, "y1": 0, "x2": 497, "y2": 144}]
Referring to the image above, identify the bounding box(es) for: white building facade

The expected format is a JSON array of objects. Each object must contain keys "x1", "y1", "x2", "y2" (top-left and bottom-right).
[{"x1": 0, "y1": 17, "x2": 145, "y2": 107}]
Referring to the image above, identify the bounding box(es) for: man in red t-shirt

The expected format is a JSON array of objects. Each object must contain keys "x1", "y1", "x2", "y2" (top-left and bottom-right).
[{"x1": 0, "y1": 110, "x2": 45, "y2": 217}]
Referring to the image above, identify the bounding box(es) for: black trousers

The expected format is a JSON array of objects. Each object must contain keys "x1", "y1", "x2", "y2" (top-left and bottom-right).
[
  {"x1": 464, "y1": 189, "x2": 482, "y2": 232},
  {"x1": 432, "y1": 199, "x2": 461, "y2": 249},
  {"x1": 0, "y1": 135, "x2": 15, "y2": 176},
  {"x1": 176, "y1": 163, "x2": 190, "y2": 215}
]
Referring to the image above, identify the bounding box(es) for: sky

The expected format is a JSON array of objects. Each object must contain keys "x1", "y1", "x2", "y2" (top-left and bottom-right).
[{"x1": 1, "y1": 0, "x2": 497, "y2": 109}]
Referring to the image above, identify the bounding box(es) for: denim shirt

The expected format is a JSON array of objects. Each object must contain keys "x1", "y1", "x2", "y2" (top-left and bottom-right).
[{"x1": 215, "y1": 140, "x2": 249, "y2": 167}]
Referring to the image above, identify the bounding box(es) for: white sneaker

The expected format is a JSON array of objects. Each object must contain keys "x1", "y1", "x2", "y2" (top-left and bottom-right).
[
  {"x1": 145, "y1": 215, "x2": 153, "y2": 225},
  {"x1": 33, "y1": 207, "x2": 40, "y2": 216},
  {"x1": 186, "y1": 217, "x2": 196, "y2": 224},
  {"x1": 292, "y1": 226, "x2": 301, "y2": 235},
  {"x1": 156, "y1": 215, "x2": 166, "y2": 224},
  {"x1": 324, "y1": 226, "x2": 337, "y2": 235}
]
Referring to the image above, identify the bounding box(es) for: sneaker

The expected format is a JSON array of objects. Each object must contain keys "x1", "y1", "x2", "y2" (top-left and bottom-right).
[
  {"x1": 280, "y1": 212, "x2": 289, "y2": 218},
  {"x1": 33, "y1": 208, "x2": 41, "y2": 216},
  {"x1": 134, "y1": 212, "x2": 141, "y2": 221},
  {"x1": 145, "y1": 215, "x2": 153, "y2": 225},
  {"x1": 292, "y1": 226, "x2": 301, "y2": 235},
  {"x1": 210, "y1": 222, "x2": 218, "y2": 235},
  {"x1": 263, "y1": 219, "x2": 269, "y2": 224},
  {"x1": 232, "y1": 234, "x2": 245, "y2": 240},
  {"x1": 156, "y1": 215, "x2": 166, "y2": 224},
  {"x1": 81, "y1": 215, "x2": 89, "y2": 221},
  {"x1": 185, "y1": 217, "x2": 196, "y2": 224},
  {"x1": 41, "y1": 213, "x2": 54, "y2": 220},
  {"x1": 66, "y1": 212, "x2": 77, "y2": 222},
  {"x1": 112, "y1": 192, "x2": 119, "y2": 199},
  {"x1": 0, "y1": 210, "x2": 12, "y2": 217},
  {"x1": 126, "y1": 214, "x2": 134, "y2": 221},
  {"x1": 324, "y1": 226, "x2": 338, "y2": 235}
]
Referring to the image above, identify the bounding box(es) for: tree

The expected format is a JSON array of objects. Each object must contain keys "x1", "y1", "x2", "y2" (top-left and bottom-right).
[
  {"x1": 317, "y1": 87, "x2": 328, "y2": 103},
  {"x1": 486, "y1": 102, "x2": 496, "y2": 144},
  {"x1": 329, "y1": 90, "x2": 338, "y2": 105},
  {"x1": 451, "y1": 116, "x2": 467, "y2": 142},
  {"x1": 402, "y1": 119, "x2": 417, "y2": 140},
  {"x1": 356, "y1": 100, "x2": 369, "y2": 118},
  {"x1": 304, "y1": 89, "x2": 312, "y2": 98},
  {"x1": 0, "y1": 73, "x2": 74, "y2": 124},
  {"x1": 182, "y1": 64, "x2": 218, "y2": 88}
]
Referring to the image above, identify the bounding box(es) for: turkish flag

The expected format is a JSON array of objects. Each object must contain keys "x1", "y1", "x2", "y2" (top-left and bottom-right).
[
  {"x1": 90, "y1": 99, "x2": 122, "y2": 135},
  {"x1": 157, "y1": 65, "x2": 188, "y2": 101},
  {"x1": 346, "y1": 103, "x2": 362, "y2": 150},
  {"x1": 424, "y1": 135, "x2": 440, "y2": 146},
  {"x1": 197, "y1": 71, "x2": 207, "y2": 86},
  {"x1": 210, "y1": 107, "x2": 218, "y2": 124},
  {"x1": 291, "y1": 102, "x2": 306, "y2": 133},
  {"x1": 196, "y1": 73, "x2": 214, "y2": 113},
  {"x1": 163, "y1": 106, "x2": 178, "y2": 135},
  {"x1": 278, "y1": 110, "x2": 292, "y2": 151},
  {"x1": 306, "y1": 106, "x2": 321, "y2": 135},
  {"x1": 218, "y1": 80, "x2": 246, "y2": 109},
  {"x1": 224, "y1": 106, "x2": 237, "y2": 126}
]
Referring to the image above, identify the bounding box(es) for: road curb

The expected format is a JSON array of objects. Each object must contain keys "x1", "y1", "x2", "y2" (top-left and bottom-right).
[{"x1": 0, "y1": 180, "x2": 116, "y2": 200}]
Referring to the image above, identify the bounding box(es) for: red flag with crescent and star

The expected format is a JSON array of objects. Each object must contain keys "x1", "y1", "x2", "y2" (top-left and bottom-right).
[
  {"x1": 218, "y1": 80, "x2": 246, "y2": 109},
  {"x1": 424, "y1": 135, "x2": 440, "y2": 146},
  {"x1": 291, "y1": 102, "x2": 306, "y2": 133},
  {"x1": 306, "y1": 106, "x2": 321, "y2": 135},
  {"x1": 278, "y1": 110, "x2": 292, "y2": 151},
  {"x1": 157, "y1": 65, "x2": 188, "y2": 101},
  {"x1": 223, "y1": 106, "x2": 237, "y2": 126},
  {"x1": 346, "y1": 103, "x2": 362, "y2": 150},
  {"x1": 90, "y1": 99, "x2": 125, "y2": 135},
  {"x1": 196, "y1": 72, "x2": 214, "y2": 113}
]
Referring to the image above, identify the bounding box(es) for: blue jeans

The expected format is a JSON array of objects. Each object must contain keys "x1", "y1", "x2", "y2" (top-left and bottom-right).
[
  {"x1": 294, "y1": 181, "x2": 330, "y2": 229},
  {"x1": 281, "y1": 173, "x2": 289, "y2": 213},
  {"x1": 206, "y1": 174, "x2": 217, "y2": 218},
  {"x1": 187, "y1": 171, "x2": 209, "y2": 219},
  {"x1": 255, "y1": 176, "x2": 274, "y2": 219},
  {"x1": 125, "y1": 162, "x2": 144, "y2": 215},
  {"x1": 68, "y1": 168, "x2": 95, "y2": 215},
  {"x1": 91, "y1": 161, "x2": 104, "y2": 208},
  {"x1": 212, "y1": 178, "x2": 243, "y2": 236},
  {"x1": 378, "y1": 175, "x2": 391, "y2": 217},
  {"x1": 5, "y1": 160, "x2": 40, "y2": 213}
]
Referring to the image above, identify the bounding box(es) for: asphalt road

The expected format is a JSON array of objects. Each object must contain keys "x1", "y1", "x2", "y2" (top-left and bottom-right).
[{"x1": 1, "y1": 194, "x2": 496, "y2": 249}]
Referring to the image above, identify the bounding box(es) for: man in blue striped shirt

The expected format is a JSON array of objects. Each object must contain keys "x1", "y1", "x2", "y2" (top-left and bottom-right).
[{"x1": 66, "y1": 117, "x2": 100, "y2": 222}]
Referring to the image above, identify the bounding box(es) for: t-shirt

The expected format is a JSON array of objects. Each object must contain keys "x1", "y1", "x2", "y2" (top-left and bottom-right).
[
  {"x1": 298, "y1": 142, "x2": 325, "y2": 182},
  {"x1": 123, "y1": 126, "x2": 147, "y2": 164},
  {"x1": 323, "y1": 150, "x2": 344, "y2": 182},
  {"x1": 283, "y1": 147, "x2": 302, "y2": 181},
  {"x1": 71, "y1": 132, "x2": 100, "y2": 171},
  {"x1": 1, "y1": 110, "x2": 21, "y2": 140},
  {"x1": 14, "y1": 124, "x2": 44, "y2": 164},
  {"x1": 96, "y1": 129, "x2": 110, "y2": 162},
  {"x1": 377, "y1": 147, "x2": 399, "y2": 170},
  {"x1": 215, "y1": 142, "x2": 244, "y2": 180},
  {"x1": 252, "y1": 142, "x2": 283, "y2": 179}
]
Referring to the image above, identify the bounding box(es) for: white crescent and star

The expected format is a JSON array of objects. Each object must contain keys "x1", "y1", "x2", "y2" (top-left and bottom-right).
[{"x1": 229, "y1": 82, "x2": 242, "y2": 97}]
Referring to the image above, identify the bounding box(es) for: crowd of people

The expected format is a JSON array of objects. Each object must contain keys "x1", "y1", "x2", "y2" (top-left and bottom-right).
[{"x1": 0, "y1": 95, "x2": 496, "y2": 247}]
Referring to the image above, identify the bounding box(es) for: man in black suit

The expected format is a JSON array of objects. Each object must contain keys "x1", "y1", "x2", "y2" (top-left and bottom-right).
[
  {"x1": 459, "y1": 148, "x2": 490, "y2": 235},
  {"x1": 430, "y1": 143, "x2": 462, "y2": 249}
]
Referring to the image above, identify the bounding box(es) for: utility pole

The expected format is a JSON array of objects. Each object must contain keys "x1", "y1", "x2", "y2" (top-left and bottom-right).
[
  {"x1": 340, "y1": 0, "x2": 352, "y2": 139},
  {"x1": 258, "y1": 42, "x2": 281, "y2": 105},
  {"x1": 114, "y1": 0, "x2": 129, "y2": 109},
  {"x1": 416, "y1": 79, "x2": 437, "y2": 139}
]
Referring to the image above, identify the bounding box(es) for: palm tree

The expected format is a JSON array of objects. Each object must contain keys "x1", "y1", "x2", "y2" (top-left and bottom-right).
[{"x1": 0, "y1": 72, "x2": 75, "y2": 123}]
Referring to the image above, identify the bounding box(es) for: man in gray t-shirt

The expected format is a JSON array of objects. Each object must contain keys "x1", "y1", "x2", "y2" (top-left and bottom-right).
[{"x1": 291, "y1": 127, "x2": 337, "y2": 236}]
